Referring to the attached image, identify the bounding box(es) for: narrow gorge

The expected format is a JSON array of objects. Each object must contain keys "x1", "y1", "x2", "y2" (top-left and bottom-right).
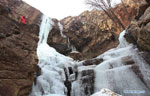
[
  {"x1": 0, "y1": 0, "x2": 150, "y2": 96},
  {"x1": 29, "y1": 14, "x2": 150, "y2": 96}
]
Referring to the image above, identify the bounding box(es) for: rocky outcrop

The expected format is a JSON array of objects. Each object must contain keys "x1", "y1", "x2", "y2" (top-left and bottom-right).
[
  {"x1": 0, "y1": 0, "x2": 42, "y2": 24},
  {"x1": 48, "y1": 0, "x2": 141, "y2": 59},
  {"x1": 47, "y1": 19, "x2": 71, "y2": 55},
  {"x1": 0, "y1": 5, "x2": 39, "y2": 96},
  {"x1": 125, "y1": 0, "x2": 150, "y2": 52}
]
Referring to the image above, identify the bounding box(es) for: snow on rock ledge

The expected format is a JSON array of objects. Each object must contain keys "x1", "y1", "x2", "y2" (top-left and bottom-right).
[{"x1": 91, "y1": 88, "x2": 122, "y2": 96}]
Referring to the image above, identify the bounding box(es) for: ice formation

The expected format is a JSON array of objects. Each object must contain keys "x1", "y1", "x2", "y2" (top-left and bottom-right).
[
  {"x1": 30, "y1": 15, "x2": 75, "y2": 96},
  {"x1": 91, "y1": 88, "x2": 122, "y2": 96},
  {"x1": 58, "y1": 22, "x2": 66, "y2": 38},
  {"x1": 94, "y1": 30, "x2": 150, "y2": 96},
  {"x1": 30, "y1": 14, "x2": 150, "y2": 96}
]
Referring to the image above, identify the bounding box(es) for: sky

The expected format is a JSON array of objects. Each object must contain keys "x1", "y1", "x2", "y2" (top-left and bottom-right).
[
  {"x1": 23, "y1": 0, "x2": 121, "y2": 20},
  {"x1": 23, "y1": 0, "x2": 89, "y2": 20}
]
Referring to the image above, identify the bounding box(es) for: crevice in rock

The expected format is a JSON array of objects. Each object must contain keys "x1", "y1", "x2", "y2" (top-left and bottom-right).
[{"x1": 64, "y1": 68, "x2": 72, "y2": 96}]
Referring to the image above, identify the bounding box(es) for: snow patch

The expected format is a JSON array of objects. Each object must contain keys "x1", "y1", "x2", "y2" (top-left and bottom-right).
[{"x1": 91, "y1": 88, "x2": 122, "y2": 96}]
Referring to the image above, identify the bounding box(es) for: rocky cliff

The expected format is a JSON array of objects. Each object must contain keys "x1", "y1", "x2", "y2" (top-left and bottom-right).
[
  {"x1": 125, "y1": 0, "x2": 150, "y2": 52},
  {"x1": 66, "y1": 0, "x2": 150, "y2": 95},
  {"x1": 48, "y1": 0, "x2": 142, "y2": 59},
  {"x1": 0, "y1": 0, "x2": 42, "y2": 24},
  {"x1": 0, "y1": 4, "x2": 40, "y2": 96},
  {"x1": 1, "y1": 0, "x2": 150, "y2": 96}
]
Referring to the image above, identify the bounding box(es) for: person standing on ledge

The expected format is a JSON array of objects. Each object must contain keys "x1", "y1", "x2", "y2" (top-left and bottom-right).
[{"x1": 20, "y1": 16, "x2": 27, "y2": 24}]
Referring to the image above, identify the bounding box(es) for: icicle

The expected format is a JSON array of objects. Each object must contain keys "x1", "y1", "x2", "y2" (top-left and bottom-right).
[
  {"x1": 58, "y1": 22, "x2": 67, "y2": 38},
  {"x1": 117, "y1": 30, "x2": 129, "y2": 48}
]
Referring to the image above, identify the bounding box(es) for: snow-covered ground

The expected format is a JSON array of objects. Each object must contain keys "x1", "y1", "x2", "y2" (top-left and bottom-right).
[{"x1": 92, "y1": 88, "x2": 122, "y2": 96}]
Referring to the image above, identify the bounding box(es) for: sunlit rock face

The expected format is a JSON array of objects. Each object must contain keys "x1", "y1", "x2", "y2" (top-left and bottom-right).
[
  {"x1": 125, "y1": 0, "x2": 150, "y2": 52},
  {"x1": 0, "y1": 5, "x2": 39, "y2": 96},
  {"x1": 0, "y1": 0, "x2": 42, "y2": 24},
  {"x1": 47, "y1": 0, "x2": 141, "y2": 59}
]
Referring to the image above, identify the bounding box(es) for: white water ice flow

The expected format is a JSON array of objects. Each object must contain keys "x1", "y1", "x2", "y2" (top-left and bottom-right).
[
  {"x1": 94, "y1": 30, "x2": 150, "y2": 96},
  {"x1": 58, "y1": 22, "x2": 66, "y2": 38},
  {"x1": 30, "y1": 15, "x2": 150, "y2": 96},
  {"x1": 58, "y1": 22, "x2": 77, "y2": 52},
  {"x1": 30, "y1": 15, "x2": 76, "y2": 96}
]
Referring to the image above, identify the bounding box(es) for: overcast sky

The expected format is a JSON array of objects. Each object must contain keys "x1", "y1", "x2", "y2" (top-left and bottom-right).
[
  {"x1": 23, "y1": 0, "x2": 121, "y2": 20},
  {"x1": 23, "y1": 0, "x2": 89, "y2": 20}
]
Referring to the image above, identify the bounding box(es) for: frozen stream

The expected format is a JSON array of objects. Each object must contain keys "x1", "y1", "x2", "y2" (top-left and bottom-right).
[{"x1": 30, "y1": 15, "x2": 150, "y2": 96}]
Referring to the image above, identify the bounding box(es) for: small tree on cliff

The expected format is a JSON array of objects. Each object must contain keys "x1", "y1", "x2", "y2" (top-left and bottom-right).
[{"x1": 85, "y1": 0, "x2": 126, "y2": 30}]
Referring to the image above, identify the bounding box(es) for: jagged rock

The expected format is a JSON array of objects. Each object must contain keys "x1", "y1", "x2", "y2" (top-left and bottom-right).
[
  {"x1": 47, "y1": 0, "x2": 140, "y2": 59},
  {"x1": 50, "y1": 42, "x2": 71, "y2": 55},
  {"x1": 82, "y1": 58, "x2": 103, "y2": 66},
  {"x1": 47, "y1": 19, "x2": 70, "y2": 55},
  {"x1": 0, "y1": 0, "x2": 42, "y2": 24},
  {"x1": 0, "y1": 4, "x2": 9, "y2": 16},
  {"x1": 0, "y1": 5, "x2": 39, "y2": 96},
  {"x1": 121, "y1": 56, "x2": 135, "y2": 65},
  {"x1": 91, "y1": 88, "x2": 122, "y2": 96},
  {"x1": 125, "y1": 0, "x2": 150, "y2": 52},
  {"x1": 140, "y1": 52, "x2": 150, "y2": 64},
  {"x1": 68, "y1": 51, "x2": 84, "y2": 61}
]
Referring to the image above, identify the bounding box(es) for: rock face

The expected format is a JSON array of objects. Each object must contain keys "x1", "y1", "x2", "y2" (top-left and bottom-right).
[
  {"x1": 125, "y1": 0, "x2": 150, "y2": 52},
  {"x1": 0, "y1": 5, "x2": 39, "y2": 96},
  {"x1": 0, "y1": 0, "x2": 42, "y2": 24},
  {"x1": 48, "y1": 0, "x2": 141, "y2": 59}
]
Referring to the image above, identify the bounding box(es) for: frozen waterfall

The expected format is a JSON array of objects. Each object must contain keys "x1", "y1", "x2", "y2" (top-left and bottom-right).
[
  {"x1": 30, "y1": 15, "x2": 75, "y2": 96},
  {"x1": 94, "y1": 30, "x2": 150, "y2": 96},
  {"x1": 30, "y1": 15, "x2": 150, "y2": 96}
]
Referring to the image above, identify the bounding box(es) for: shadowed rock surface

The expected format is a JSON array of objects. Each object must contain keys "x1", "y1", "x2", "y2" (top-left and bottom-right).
[
  {"x1": 125, "y1": 0, "x2": 150, "y2": 52},
  {"x1": 0, "y1": 4, "x2": 40, "y2": 96},
  {"x1": 1, "y1": 0, "x2": 150, "y2": 96},
  {"x1": 47, "y1": 0, "x2": 141, "y2": 59},
  {"x1": 0, "y1": 0, "x2": 42, "y2": 24}
]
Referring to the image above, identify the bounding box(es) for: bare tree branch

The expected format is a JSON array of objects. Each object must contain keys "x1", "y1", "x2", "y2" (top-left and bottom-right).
[{"x1": 86, "y1": 0, "x2": 126, "y2": 30}]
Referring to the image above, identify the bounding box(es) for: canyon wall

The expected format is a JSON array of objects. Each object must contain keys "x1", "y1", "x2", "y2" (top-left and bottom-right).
[
  {"x1": 0, "y1": 3, "x2": 40, "y2": 96},
  {"x1": 48, "y1": 0, "x2": 142, "y2": 59}
]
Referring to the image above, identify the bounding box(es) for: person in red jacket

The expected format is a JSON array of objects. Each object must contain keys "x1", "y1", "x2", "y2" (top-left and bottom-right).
[{"x1": 20, "y1": 16, "x2": 27, "y2": 24}]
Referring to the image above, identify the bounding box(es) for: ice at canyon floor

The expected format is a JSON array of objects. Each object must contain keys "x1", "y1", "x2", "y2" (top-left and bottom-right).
[{"x1": 30, "y1": 15, "x2": 150, "y2": 96}]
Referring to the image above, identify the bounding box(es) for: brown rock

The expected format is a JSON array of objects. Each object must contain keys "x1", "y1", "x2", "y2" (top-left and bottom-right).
[
  {"x1": 125, "y1": 0, "x2": 150, "y2": 52},
  {"x1": 121, "y1": 56, "x2": 135, "y2": 65},
  {"x1": 68, "y1": 51, "x2": 84, "y2": 61},
  {"x1": 82, "y1": 58, "x2": 103, "y2": 66},
  {"x1": 47, "y1": 0, "x2": 140, "y2": 59},
  {"x1": 0, "y1": 0, "x2": 42, "y2": 24},
  {"x1": 0, "y1": 5, "x2": 39, "y2": 96}
]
